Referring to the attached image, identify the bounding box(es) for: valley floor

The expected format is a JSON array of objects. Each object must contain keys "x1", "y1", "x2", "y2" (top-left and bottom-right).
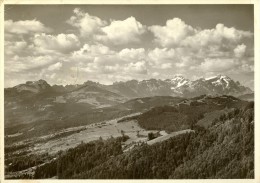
[{"x1": 5, "y1": 112, "x2": 193, "y2": 179}]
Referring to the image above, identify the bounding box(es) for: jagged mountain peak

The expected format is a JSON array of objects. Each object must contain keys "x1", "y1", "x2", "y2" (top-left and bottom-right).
[
  {"x1": 83, "y1": 80, "x2": 100, "y2": 85},
  {"x1": 205, "y1": 75, "x2": 233, "y2": 88},
  {"x1": 165, "y1": 75, "x2": 190, "y2": 89},
  {"x1": 24, "y1": 79, "x2": 49, "y2": 86},
  {"x1": 172, "y1": 74, "x2": 186, "y2": 79},
  {"x1": 166, "y1": 75, "x2": 187, "y2": 82},
  {"x1": 14, "y1": 79, "x2": 51, "y2": 93},
  {"x1": 205, "y1": 74, "x2": 231, "y2": 81}
]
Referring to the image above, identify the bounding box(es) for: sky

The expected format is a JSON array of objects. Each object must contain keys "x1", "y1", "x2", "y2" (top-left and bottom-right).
[{"x1": 4, "y1": 5, "x2": 254, "y2": 89}]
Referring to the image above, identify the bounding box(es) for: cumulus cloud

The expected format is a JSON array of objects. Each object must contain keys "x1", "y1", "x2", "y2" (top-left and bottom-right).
[
  {"x1": 4, "y1": 10, "x2": 254, "y2": 89},
  {"x1": 182, "y1": 24, "x2": 252, "y2": 48},
  {"x1": 33, "y1": 33, "x2": 80, "y2": 53},
  {"x1": 5, "y1": 55, "x2": 57, "y2": 73},
  {"x1": 103, "y1": 64, "x2": 121, "y2": 74},
  {"x1": 175, "y1": 56, "x2": 194, "y2": 68},
  {"x1": 118, "y1": 48, "x2": 146, "y2": 61},
  {"x1": 5, "y1": 41, "x2": 27, "y2": 55},
  {"x1": 151, "y1": 72, "x2": 160, "y2": 77},
  {"x1": 149, "y1": 18, "x2": 195, "y2": 47},
  {"x1": 147, "y1": 48, "x2": 195, "y2": 70},
  {"x1": 75, "y1": 43, "x2": 113, "y2": 56},
  {"x1": 200, "y1": 58, "x2": 237, "y2": 72},
  {"x1": 125, "y1": 61, "x2": 148, "y2": 74},
  {"x1": 150, "y1": 18, "x2": 253, "y2": 49},
  {"x1": 67, "y1": 8, "x2": 106, "y2": 37},
  {"x1": 148, "y1": 48, "x2": 176, "y2": 64},
  {"x1": 67, "y1": 9, "x2": 146, "y2": 45},
  {"x1": 147, "y1": 18, "x2": 253, "y2": 77},
  {"x1": 72, "y1": 45, "x2": 148, "y2": 75},
  {"x1": 215, "y1": 24, "x2": 252, "y2": 41},
  {"x1": 234, "y1": 44, "x2": 246, "y2": 57},
  {"x1": 5, "y1": 19, "x2": 51, "y2": 34},
  {"x1": 149, "y1": 18, "x2": 253, "y2": 75},
  {"x1": 48, "y1": 62, "x2": 63, "y2": 71},
  {"x1": 72, "y1": 43, "x2": 115, "y2": 63},
  {"x1": 97, "y1": 17, "x2": 146, "y2": 45},
  {"x1": 161, "y1": 63, "x2": 172, "y2": 69},
  {"x1": 238, "y1": 64, "x2": 254, "y2": 73}
]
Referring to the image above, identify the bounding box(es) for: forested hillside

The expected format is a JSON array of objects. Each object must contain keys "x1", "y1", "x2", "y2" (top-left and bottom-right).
[
  {"x1": 33, "y1": 102, "x2": 254, "y2": 179},
  {"x1": 123, "y1": 95, "x2": 249, "y2": 132}
]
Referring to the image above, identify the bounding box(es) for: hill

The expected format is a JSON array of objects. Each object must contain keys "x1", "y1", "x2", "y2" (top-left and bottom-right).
[
  {"x1": 238, "y1": 93, "x2": 254, "y2": 101},
  {"x1": 119, "y1": 95, "x2": 249, "y2": 132},
  {"x1": 33, "y1": 102, "x2": 254, "y2": 179}
]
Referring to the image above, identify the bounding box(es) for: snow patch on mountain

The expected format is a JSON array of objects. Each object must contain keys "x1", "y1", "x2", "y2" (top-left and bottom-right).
[
  {"x1": 205, "y1": 76, "x2": 218, "y2": 80},
  {"x1": 166, "y1": 75, "x2": 190, "y2": 90}
]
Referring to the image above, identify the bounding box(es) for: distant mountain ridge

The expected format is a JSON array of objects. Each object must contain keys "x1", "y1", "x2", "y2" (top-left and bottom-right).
[
  {"x1": 110, "y1": 74, "x2": 252, "y2": 98},
  {"x1": 5, "y1": 75, "x2": 252, "y2": 99}
]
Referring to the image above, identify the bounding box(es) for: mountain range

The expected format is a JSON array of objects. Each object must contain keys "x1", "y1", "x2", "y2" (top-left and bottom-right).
[
  {"x1": 5, "y1": 74, "x2": 252, "y2": 100},
  {"x1": 4, "y1": 74, "x2": 252, "y2": 131}
]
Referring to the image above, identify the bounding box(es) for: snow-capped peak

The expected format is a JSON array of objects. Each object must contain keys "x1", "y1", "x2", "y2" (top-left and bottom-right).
[
  {"x1": 206, "y1": 75, "x2": 230, "y2": 81},
  {"x1": 171, "y1": 75, "x2": 185, "y2": 81},
  {"x1": 205, "y1": 76, "x2": 218, "y2": 81},
  {"x1": 207, "y1": 75, "x2": 232, "y2": 88},
  {"x1": 165, "y1": 75, "x2": 190, "y2": 90}
]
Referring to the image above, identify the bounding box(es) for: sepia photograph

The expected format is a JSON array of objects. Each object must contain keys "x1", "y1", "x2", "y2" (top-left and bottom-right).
[{"x1": 1, "y1": 1, "x2": 259, "y2": 181}]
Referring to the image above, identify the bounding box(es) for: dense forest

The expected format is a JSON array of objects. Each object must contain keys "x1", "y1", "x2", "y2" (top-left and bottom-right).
[
  {"x1": 33, "y1": 101, "x2": 254, "y2": 179},
  {"x1": 120, "y1": 95, "x2": 249, "y2": 132}
]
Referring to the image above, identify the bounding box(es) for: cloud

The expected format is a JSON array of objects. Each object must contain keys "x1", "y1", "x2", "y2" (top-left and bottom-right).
[
  {"x1": 149, "y1": 18, "x2": 195, "y2": 47},
  {"x1": 148, "y1": 48, "x2": 194, "y2": 69},
  {"x1": 72, "y1": 43, "x2": 115, "y2": 63},
  {"x1": 75, "y1": 43, "x2": 113, "y2": 56},
  {"x1": 67, "y1": 8, "x2": 107, "y2": 38},
  {"x1": 161, "y1": 63, "x2": 172, "y2": 69},
  {"x1": 148, "y1": 18, "x2": 253, "y2": 51},
  {"x1": 97, "y1": 17, "x2": 146, "y2": 45},
  {"x1": 200, "y1": 58, "x2": 237, "y2": 72},
  {"x1": 48, "y1": 62, "x2": 63, "y2": 71},
  {"x1": 182, "y1": 24, "x2": 252, "y2": 49},
  {"x1": 4, "y1": 41, "x2": 27, "y2": 55},
  {"x1": 175, "y1": 56, "x2": 193, "y2": 68},
  {"x1": 118, "y1": 48, "x2": 145, "y2": 61},
  {"x1": 242, "y1": 64, "x2": 254, "y2": 72},
  {"x1": 5, "y1": 55, "x2": 57, "y2": 73},
  {"x1": 125, "y1": 61, "x2": 148, "y2": 74},
  {"x1": 215, "y1": 24, "x2": 252, "y2": 41},
  {"x1": 67, "y1": 9, "x2": 146, "y2": 45},
  {"x1": 150, "y1": 18, "x2": 253, "y2": 49},
  {"x1": 151, "y1": 72, "x2": 160, "y2": 77},
  {"x1": 148, "y1": 18, "x2": 253, "y2": 76},
  {"x1": 103, "y1": 64, "x2": 121, "y2": 74},
  {"x1": 148, "y1": 48, "x2": 176, "y2": 64},
  {"x1": 4, "y1": 13, "x2": 254, "y2": 89},
  {"x1": 149, "y1": 18, "x2": 253, "y2": 69},
  {"x1": 5, "y1": 19, "x2": 51, "y2": 34},
  {"x1": 33, "y1": 33, "x2": 80, "y2": 53},
  {"x1": 234, "y1": 44, "x2": 246, "y2": 57}
]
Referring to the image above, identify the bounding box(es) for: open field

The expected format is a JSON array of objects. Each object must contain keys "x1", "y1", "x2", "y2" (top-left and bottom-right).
[
  {"x1": 32, "y1": 115, "x2": 157, "y2": 155},
  {"x1": 5, "y1": 112, "x2": 182, "y2": 178}
]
